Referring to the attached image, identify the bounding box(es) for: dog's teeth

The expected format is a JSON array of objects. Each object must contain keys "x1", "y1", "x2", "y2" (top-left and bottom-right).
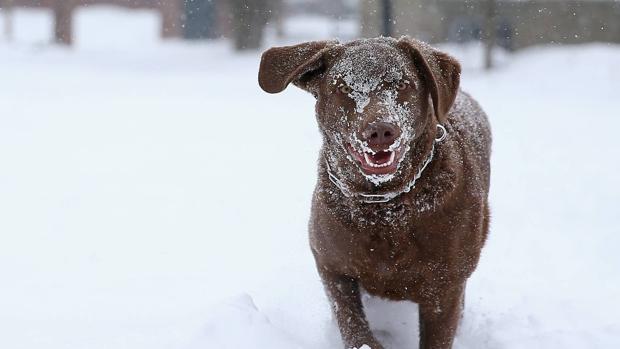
[
  {"x1": 388, "y1": 151, "x2": 395, "y2": 165},
  {"x1": 363, "y1": 153, "x2": 373, "y2": 166},
  {"x1": 363, "y1": 151, "x2": 395, "y2": 168}
]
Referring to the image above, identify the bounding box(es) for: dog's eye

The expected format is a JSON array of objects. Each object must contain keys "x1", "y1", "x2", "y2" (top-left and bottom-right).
[
  {"x1": 339, "y1": 85, "x2": 353, "y2": 94},
  {"x1": 396, "y1": 81, "x2": 409, "y2": 91}
]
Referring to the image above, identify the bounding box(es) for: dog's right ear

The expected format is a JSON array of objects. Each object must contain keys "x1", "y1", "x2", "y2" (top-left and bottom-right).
[
  {"x1": 397, "y1": 37, "x2": 461, "y2": 124},
  {"x1": 258, "y1": 40, "x2": 338, "y2": 95}
]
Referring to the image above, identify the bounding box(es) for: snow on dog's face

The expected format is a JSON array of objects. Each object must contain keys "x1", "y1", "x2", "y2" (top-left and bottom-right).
[
  {"x1": 318, "y1": 41, "x2": 427, "y2": 186},
  {"x1": 259, "y1": 37, "x2": 460, "y2": 192}
]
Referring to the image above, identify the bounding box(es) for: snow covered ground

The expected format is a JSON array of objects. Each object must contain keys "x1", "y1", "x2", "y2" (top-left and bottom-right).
[{"x1": 1, "y1": 7, "x2": 619, "y2": 349}]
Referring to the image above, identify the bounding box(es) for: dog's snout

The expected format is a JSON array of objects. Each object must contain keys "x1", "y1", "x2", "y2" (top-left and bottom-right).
[{"x1": 361, "y1": 122, "x2": 401, "y2": 148}]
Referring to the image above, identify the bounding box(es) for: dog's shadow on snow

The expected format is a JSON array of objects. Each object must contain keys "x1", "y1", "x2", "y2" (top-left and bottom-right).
[
  {"x1": 366, "y1": 294, "x2": 420, "y2": 348},
  {"x1": 324, "y1": 293, "x2": 494, "y2": 349},
  {"x1": 323, "y1": 294, "x2": 419, "y2": 348}
]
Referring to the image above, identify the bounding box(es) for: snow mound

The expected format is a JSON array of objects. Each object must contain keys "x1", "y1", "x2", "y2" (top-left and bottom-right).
[{"x1": 187, "y1": 294, "x2": 303, "y2": 349}]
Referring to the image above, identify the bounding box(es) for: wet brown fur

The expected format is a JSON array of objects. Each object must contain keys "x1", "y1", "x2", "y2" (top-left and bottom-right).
[{"x1": 259, "y1": 37, "x2": 491, "y2": 349}]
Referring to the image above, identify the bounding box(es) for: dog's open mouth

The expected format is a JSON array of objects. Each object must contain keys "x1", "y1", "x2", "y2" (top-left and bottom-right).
[{"x1": 346, "y1": 143, "x2": 403, "y2": 175}]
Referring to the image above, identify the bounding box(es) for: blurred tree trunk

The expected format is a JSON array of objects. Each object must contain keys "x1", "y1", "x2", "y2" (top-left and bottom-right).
[
  {"x1": 381, "y1": 0, "x2": 393, "y2": 37},
  {"x1": 3, "y1": 0, "x2": 14, "y2": 42},
  {"x1": 483, "y1": 0, "x2": 497, "y2": 70},
  {"x1": 160, "y1": 0, "x2": 183, "y2": 39},
  {"x1": 53, "y1": 0, "x2": 75, "y2": 45},
  {"x1": 231, "y1": 0, "x2": 270, "y2": 50}
]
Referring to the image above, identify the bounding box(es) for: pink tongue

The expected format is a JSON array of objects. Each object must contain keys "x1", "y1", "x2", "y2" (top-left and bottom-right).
[{"x1": 369, "y1": 151, "x2": 392, "y2": 164}]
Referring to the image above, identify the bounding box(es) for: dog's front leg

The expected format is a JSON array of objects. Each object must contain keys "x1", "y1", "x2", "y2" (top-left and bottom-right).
[
  {"x1": 418, "y1": 284, "x2": 465, "y2": 349},
  {"x1": 319, "y1": 270, "x2": 384, "y2": 349}
]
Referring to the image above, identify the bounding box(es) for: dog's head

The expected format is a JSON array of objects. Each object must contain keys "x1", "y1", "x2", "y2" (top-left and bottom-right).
[{"x1": 258, "y1": 37, "x2": 460, "y2": 191}]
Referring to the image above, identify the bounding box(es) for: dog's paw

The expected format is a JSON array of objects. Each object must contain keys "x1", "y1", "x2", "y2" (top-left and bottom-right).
[
  {"x1": 353, "y1": 345, "x2": 381, "y2": 349},
  {"x1": 351, "y1": 340, "x2": 385, "y2": 349}
]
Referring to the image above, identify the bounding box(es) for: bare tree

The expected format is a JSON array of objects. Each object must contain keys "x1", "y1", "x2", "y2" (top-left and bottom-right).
[
  {"x1": 3, "y1": 0, "x2": 14, "y2": 42},
  {"x1": 483, "y1": 0, "x2": 497, "y2": 70},
  {"x1": 381, "y1": 0, "x2": 393, "y2": 37},
  {"x1": 53, "y1": 0, "x2": 75, "y2": 45},
  {"x1": 231, "y1": 0, "x2": 271, "y2": 50},
  {"x1": 160, "y1": 0, "x2": 183, "y2": 39}
]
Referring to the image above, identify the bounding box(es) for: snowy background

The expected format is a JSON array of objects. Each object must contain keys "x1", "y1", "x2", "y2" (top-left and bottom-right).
[{"x1": 1, "y1": 6, "x2": 619, "y2": 349}]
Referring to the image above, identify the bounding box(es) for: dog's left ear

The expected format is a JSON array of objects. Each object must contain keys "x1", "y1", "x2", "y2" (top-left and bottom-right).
[
  {"x1": 258, "y1": 40, "x2": 338, "y2": 95},
  {"x1": 397, "y1": 37, "x2": 461, "y2": 123}
]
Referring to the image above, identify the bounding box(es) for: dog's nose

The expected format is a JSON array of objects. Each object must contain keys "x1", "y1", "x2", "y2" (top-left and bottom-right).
[{"x1": 361, "y1": 122, "x2": 401, "y2": 148}]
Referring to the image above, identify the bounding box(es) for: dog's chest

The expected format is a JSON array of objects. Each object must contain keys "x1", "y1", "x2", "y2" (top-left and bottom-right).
[
  {"x1": 348, "y1": 226, "x2": 431, "y2": 299},
  {"x1": 354, "y1": 227, "x2": 418, "y2": 269},
  {"x1": 336, "y1": 202, "x2": 422, "y2": 274},
  {"x1": 348, "y1": 200, "x2": 413, "y2": 229}
]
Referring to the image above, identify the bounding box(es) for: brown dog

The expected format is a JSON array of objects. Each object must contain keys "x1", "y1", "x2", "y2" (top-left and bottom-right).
[{"x1": 258, "y1": 37, "x2": 491, "y2": 349}]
